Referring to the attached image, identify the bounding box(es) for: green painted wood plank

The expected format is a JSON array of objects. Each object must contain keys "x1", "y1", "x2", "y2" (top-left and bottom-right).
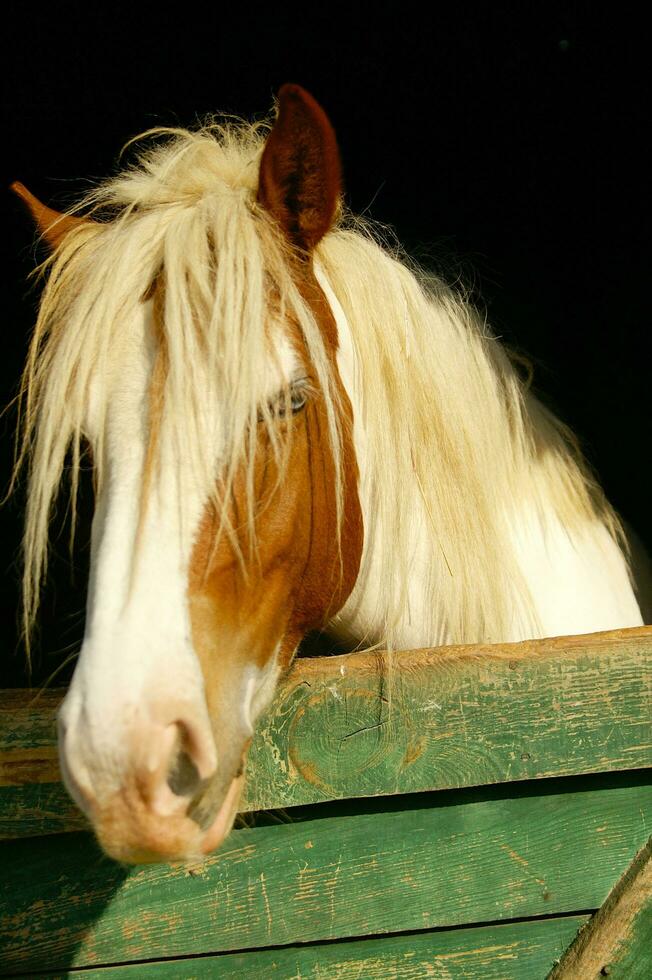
[
  {"x1": 0, "y1": 689, "x2": 89, "y2": 839},
  {"x1": 41, "y1": 915, "x2": 590, "y2": 980},
  {"x1": 2, "y1": 626, "x2": 651, "y2": 840},
  {"x1": 0, "y1": 783, "x2": 88, "y2": 839},
  {"x1": 549, "y1": 836, "x2": 652, "y2": 979},
  {"x1": 1, "y1": 776, "x2": 650, "y2": 974}
]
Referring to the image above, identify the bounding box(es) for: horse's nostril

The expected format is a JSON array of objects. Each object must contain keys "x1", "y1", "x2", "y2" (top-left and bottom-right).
[
  {"x1": 167, "y1": 749, "x2": 202, "y2": 798},
  {"x1": 141, "y1": 717, "x2": 214, "y2": 815}
]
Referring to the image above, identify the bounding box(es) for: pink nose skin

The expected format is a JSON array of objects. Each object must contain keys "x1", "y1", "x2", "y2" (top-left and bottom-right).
[
  {"x1": 133, "y1": 719, "x2": 214, "y2": 816},
  {"x1": 58, "y1": 707, "x2": 228, "y2": 862}
]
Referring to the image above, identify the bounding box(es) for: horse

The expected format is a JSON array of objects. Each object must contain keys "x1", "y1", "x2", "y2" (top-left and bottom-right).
[{"x1": 12, "y1": 84, "x2": 646, "y2": 864}]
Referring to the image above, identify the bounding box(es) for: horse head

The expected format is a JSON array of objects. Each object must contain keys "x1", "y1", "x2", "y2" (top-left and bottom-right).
[{"x1": 15, "y1": 85, "x2": 363, "y2": 862}]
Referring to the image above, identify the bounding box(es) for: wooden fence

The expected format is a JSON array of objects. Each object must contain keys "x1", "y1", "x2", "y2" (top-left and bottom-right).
[{"x1": 1, "y1": 626, "x2": 651, "y2": 978}]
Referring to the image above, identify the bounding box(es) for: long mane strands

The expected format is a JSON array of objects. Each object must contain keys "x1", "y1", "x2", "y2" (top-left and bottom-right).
[
  {"x1": 317, "y1": 226, "x2": 622, "y2": 646},
  {"x1": 16, "y1": 119, "x2": 343, "y2": 642},
  {"x1": 16, "y1": 113, "x2": 622, "y2": 653}
]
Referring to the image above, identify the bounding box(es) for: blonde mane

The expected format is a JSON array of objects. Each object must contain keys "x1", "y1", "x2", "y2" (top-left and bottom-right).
[
  {"x1": 15, "y1": 115, "x2": 622, "y2": 650},
  {"x1": 319, "y1": 231, "x2": 625, "y2": 645}
]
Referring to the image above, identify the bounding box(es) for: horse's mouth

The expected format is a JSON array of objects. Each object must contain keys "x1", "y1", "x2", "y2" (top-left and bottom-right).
[
  {"x1": 91, "y1": 767, "x2": 247, "y2": 865},
  {"x1": 200, "y1": 772, "x2": 246, "y2": 854}
]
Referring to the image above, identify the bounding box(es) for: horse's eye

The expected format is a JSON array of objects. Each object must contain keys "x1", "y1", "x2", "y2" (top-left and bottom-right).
[
  {"x1": 260, "y1": 380, "x2": 309, "y2": 422},
  {"x1": 288, "y1": 384, "x2": 308, "y2": 414}
]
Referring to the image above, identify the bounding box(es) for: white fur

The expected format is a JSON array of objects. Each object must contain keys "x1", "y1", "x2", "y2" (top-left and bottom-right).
[
  {"x1": 318, "y1": 266, "x2": 643, "y2": 646},
  {"x1": 506, "y1": 505, "x2": 642, "y2": 638},
  {"x1": 59, "y1": 304, "x2": 299, "y2": 805}
]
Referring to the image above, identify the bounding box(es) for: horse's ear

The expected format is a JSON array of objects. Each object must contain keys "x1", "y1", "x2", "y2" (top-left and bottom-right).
[
  {"x1": 10, "y1": 181, "x2": 88, "y2": 250},
  {"x1": 258, "y1": 84, "x2": 341, "y2": 253}
]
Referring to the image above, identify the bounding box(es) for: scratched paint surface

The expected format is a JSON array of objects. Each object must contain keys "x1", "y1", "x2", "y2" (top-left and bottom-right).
[
  {"x1": 250, "y1": 629, "x2": 652, "y2": 810},
  {"x1": 1, "y1": 776, "x2": 650, "y2": 972},
  {"x1": 43, "y1": 915, "x2": 591, "y2": 979},
  {"x1": 2, "y1": 627, "x2": 651, "y2": 838}
]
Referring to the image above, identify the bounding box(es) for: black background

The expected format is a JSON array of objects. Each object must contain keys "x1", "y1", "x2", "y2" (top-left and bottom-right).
[{"x1": 2, "y1": 3, "x2": 649, "y2": 686}]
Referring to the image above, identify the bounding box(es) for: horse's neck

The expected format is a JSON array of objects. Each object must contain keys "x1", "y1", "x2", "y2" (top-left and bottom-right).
[
  {"x1": 337, "y1": 453, "x2": 642, "y2": 648},
  {"x1": 317, "y1": 267, "x2": 643, "y2": 647},
  {"x1": 503, "y1": 493, "x2": 642, "y2": 639}
]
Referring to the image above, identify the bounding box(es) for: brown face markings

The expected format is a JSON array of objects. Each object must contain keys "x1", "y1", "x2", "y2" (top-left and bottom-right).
[
  {"x1": 188, "y1": 83, "x2": 363, "y2": 747},
  {"x1": 187, "y1": 260, "x2": 363, "y2": 719},
  {"x1": 286, "y1": 267, "x2": 363, "y2": 634}
]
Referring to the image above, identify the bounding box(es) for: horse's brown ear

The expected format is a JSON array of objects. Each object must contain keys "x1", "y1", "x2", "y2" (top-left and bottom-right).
[
  {"x1": 10, "y1": 181, "x2": 87, "y2": 250},
  {"x1": 258, "y1": 84, "x2": 341, "y2": 253}
]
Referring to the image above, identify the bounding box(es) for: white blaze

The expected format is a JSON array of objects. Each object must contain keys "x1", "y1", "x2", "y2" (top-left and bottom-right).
[{"x1": 59, "y1": 301, "x2": 301, "y2": 807}]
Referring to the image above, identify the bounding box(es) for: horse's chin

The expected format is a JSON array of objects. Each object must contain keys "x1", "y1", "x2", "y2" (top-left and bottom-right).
[{"x1": 93, "y1": 773, "x2": 245, "y2": 865}]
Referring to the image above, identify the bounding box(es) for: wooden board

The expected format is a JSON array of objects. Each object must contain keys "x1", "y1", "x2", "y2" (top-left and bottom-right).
[
  {"x1": 0, "y1": 688, "x2": 89, "y2": 838},
  {"x1": 1, "y1": 775, "x2": 650, "y2": 974},
  {"x1": 2, "y1": 626, "x2": 651, "y2": 840},
  {"x1": 549, "y1": 835, "x2": 652, "y2": 979},
  {"x1": 41, "y1": 915, "x2": 591, "y2": 979}
]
